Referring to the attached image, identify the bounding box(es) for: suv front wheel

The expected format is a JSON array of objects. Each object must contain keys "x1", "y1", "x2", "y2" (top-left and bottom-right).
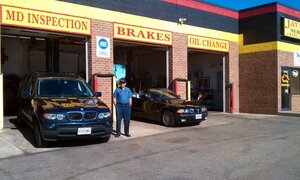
[{"x1": 34, "y1": 119, "x2": 47, "y2": 148}]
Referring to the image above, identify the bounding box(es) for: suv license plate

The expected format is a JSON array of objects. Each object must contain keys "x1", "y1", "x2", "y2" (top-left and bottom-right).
[
  {"x1": 195, "y1": 114, "x2": 202, "y2": 119},
  {"x1": 78, "y1": 127, "x2": 92, "y2": 135}
]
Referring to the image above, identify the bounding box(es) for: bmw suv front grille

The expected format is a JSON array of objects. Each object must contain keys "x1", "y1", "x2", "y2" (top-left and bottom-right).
[
  {"x1": 68, "y1": 112, "x2": 82, "y2": 120},
  {"x1": 84, "y1": 112, "x2": 97, "y2": 120},
  {"x1": 67, "y1": 112, "x2": 97, "y2": 121}
]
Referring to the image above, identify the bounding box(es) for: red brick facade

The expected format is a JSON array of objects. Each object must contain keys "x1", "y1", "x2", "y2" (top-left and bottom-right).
[
  {"x1": 89, "y1": 20, "x2": 114, "y2": 110},
  {"x1": 228, "y1": 42, "x2": 239, "y2": 113},
  {"x1": 169, "y1": 33, "x2": 188, "y2": 99},
  {"x1": 240, "y1": 51, "x2": 278, "y2": 114}
]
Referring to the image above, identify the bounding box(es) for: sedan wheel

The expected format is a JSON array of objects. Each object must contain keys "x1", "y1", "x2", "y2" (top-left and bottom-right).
[{"x1": 162, "y1": 110, "x2": 175, "y2": 127}]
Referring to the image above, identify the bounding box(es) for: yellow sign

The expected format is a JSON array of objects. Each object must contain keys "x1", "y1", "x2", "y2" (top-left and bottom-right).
[
  {"x1": 284, "y1": 18, "x2": 300, "y2": 40},
  {"x1": 114, "y1": 23, "x2": 172, "y2": 46},
  {"x1": 281, "y1": 70, "x2": 290, "y2": 87},
  {"x1": 188, "y1": 35, "x2": 229, "y2": 52},
  {"x1": 1, "y1": 5, "x2": 91, "y2": 35}
]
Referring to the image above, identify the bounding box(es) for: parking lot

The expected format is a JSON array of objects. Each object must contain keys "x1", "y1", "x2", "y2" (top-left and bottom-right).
[
  {"x1": 0, "y1": 112, "x2": 247, "y2": 158},
  {"x1": 0, "y1": 112, "x2": 278, "y2": 159}
]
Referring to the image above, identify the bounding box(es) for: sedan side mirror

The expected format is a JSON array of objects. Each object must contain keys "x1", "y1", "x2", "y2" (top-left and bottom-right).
[{"x1": 95, "y1": 92, "x2": 102, "y2": 97}]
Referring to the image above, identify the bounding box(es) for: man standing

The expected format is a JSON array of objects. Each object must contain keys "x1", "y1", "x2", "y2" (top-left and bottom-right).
[{"x1": 113, "y1": 78, "x2": 133, "y2": 138}]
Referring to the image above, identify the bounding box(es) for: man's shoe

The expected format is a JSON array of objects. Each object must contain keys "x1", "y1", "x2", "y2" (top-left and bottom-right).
[
  {"x1": 125, "y1": 134, "x2": 131, "y2": 137},
  {"x1": 115, "y1": 134, "x2": 120, "y2": 138}
]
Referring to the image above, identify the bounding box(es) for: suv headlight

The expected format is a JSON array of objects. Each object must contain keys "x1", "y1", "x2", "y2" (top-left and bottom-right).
[
  {"x1": 98, "y1": 112, "x2": 111, "y2": 119},
  {"x1": 43, "y1": 113, "x2": 65, "y2": 120}
]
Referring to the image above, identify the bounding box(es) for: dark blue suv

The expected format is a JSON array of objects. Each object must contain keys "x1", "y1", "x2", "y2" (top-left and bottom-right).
[{"x1": 17, "y1": 72, "x2": 112, "y2": 147}]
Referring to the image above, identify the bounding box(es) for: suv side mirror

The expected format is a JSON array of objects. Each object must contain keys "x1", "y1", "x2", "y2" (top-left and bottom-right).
[
  {"x1": 95, "y1": 92, "x2": 102, "y2": 97},
  {"x1": 23, "y1": 91, "x2": 31, "y2": 97}
]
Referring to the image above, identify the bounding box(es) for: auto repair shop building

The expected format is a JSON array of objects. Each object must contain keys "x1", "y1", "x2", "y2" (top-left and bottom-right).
[{"x1": 0, "y1": 0, "x2": 300, "y2": 128}]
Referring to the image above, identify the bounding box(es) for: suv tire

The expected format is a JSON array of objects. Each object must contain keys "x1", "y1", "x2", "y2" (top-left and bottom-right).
[
  {"x1": 34, "y1": 119, "x2": 47, "y2": 148},
  {"x1": 16, "y1": 108, "x2": 26, "y2": 128}
]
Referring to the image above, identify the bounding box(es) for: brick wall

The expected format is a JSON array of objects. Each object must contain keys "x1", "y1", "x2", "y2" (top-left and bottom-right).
[
  {"x1": 0, "y1": 26, "x2": 1, "y2": 73},
  {"x1": 89, "y1": 19, "x2": 114, "y2": 110},
  {"x1": 228, "y1": 42, "x2": 239, "y2": 113},
  {"x1": 291, "y1": 95, "x2": 300, "y2": 111},
  {"x1": 169, "y1": 33, "x2": 188, "y2": 99},
  {"x1": 240, "y1": 50, "x2": 278, "y2": 114}
]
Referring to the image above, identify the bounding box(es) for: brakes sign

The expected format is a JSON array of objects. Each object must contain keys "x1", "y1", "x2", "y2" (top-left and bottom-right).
[{"x1": 114, "y1": 23, "x2": 172, "y2": 45}]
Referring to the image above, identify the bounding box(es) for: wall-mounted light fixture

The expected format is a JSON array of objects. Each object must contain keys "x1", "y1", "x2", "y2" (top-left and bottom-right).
[{"x1": 177, "y1": 18, "x2": 187, "y2": 25}]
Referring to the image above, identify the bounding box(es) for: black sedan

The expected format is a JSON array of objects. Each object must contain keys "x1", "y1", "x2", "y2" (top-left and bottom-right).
[{"x1": 132, "y1": 88, "x2": 208, "y2": 127}]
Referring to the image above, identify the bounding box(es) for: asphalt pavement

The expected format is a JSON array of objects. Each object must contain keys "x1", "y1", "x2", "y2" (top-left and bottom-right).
[{"x1": 0, "y1": 113, "x2": 299, "y2": 180}]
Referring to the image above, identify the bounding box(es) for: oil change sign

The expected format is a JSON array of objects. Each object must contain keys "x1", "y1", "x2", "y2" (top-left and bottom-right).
[
  {"x1": 188, "y1": 35, "x2": 229, "y2": 52},
  {"x1": 1, "y1": 5, "x2": 91, "y2": 35},
  {"x1": 96, "y1": 36, "x2": 110, "y2": 58}
]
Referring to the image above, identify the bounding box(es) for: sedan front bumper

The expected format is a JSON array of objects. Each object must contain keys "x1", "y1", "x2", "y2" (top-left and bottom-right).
[{"x1": 174, "y1": 112, "x2": 208, "y2": 124}]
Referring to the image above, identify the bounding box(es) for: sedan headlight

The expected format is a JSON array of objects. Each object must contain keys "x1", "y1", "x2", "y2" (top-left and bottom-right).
[
  {"x1": 176, "y1": 109, "x2": 190, "y2": 114},
  {"x1": 98, "y1": 112, "x2": 111, "y2": 119},
  {"x1": 43, "y1": 113, "x2": 65, "y2": 120},
  {"x1": 201, "y1": 107, "x2": 207, "y2": 112}
]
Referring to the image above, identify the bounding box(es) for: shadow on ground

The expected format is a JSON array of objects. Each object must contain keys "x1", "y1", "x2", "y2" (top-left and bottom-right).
[
  {"x1": 8, "y1": 118, "x2": 109, "y2": 148},
  {"x1": 131, "y1": 116, "x2": 203, "y2": 128}
]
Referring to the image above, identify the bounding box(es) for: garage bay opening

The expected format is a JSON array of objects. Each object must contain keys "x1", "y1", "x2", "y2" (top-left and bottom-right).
[
  {"x1": 1, "y1": 27, "x2": 87, "y2": 116},
  {"x1": 113, "y1": 41, "x2": 168, "y2": 92},
  {"x1": 188, "y1": 50, "x2": 225, "y2": 111}
]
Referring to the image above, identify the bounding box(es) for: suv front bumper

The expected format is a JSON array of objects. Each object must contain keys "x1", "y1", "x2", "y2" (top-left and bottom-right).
[{"x1": 40, "y1": 120, "x2": 112, "y2": 141}]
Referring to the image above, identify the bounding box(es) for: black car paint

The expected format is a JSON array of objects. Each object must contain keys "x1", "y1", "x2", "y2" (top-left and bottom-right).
[
  {"x1": 132, "y1": 88, "x2": 208, "y2": 125},
  {"x1": 17, "y1": 72, "x2": 112, "y2": 142}
]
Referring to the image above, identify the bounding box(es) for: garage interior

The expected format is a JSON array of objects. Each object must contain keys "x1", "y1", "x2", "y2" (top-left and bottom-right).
[
  {"x1": 113, "y1": 41, "x2": 167, "y2": 92},
  {"x1": 1, "y1": 27, "x2": 87, "y2": 116},
  {"x1": 188, "y1": 50, "x2": 224, "y2": 111}
]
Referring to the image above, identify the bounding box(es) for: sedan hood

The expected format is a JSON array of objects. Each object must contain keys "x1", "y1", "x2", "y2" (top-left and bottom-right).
[
  {"x1": 167, "y1": 99, "x2": 203, "y2": 107},
  {"x1": 36, "y1": 97, "x2": 107, "y2": 110}
]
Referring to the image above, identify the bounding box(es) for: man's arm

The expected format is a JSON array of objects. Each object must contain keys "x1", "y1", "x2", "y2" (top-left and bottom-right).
[
  {"x1": 113, "y1": 98, "x2": 117, "y2": 106},
  {"x1": 129, "y1": 97, "x2": 132, "y2": 106}
]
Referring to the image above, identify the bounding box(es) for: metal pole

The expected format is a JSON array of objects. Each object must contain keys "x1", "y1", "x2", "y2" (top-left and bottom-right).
[
  {"x1": 187, "y1": 80, "x2": 191, "y2": 101},
  {"x1": 0, "y1": 74, "x2": 4, "y2": 129},
  {"x1": 166, "y1": 48, "x2": 169, "y2": 88},
  {"x1": 85, "y1": 37, "x2": 89, "y2": 82},
  {"x1": 112, "y1": 76, "x2": 117, "y2": 130},
  {"x1": 223, "y1": 54, "x2": 226, "y2": 113}
]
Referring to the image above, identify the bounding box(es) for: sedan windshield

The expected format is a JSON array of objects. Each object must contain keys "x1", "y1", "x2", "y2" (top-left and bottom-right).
[
  {"x1": 37, "y1": 78, "x2": 94, "y2": 98},
  {"x1": 149, "y1": 88, "x2": 178, "y2": 100}
]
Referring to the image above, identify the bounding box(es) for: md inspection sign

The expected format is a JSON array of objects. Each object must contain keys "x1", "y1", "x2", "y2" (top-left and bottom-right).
[{"x1": 96, "y1": 36, "x2": 110, "y2": 58}]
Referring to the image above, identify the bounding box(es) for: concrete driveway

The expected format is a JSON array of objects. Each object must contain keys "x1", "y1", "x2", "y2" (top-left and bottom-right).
[{"x1": 0, "y1": 112, "x2": 275, "y2": 159}]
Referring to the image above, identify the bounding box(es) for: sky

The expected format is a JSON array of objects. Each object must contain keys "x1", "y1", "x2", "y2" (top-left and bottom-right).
[{"x1": 202, "y1": 0, "x2": 300, "y2": 11}]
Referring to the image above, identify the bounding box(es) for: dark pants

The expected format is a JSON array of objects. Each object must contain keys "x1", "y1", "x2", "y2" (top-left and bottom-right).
[{"x1": 116, "y1": 104, "x2": 131, "y2": 135}]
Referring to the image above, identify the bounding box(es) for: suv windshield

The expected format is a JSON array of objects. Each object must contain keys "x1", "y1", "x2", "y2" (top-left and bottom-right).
[
  {"x1": 37, "y1": 78, "x2": 94, "y2": 98},
  {"x1": 149, "y1": 88, "x2": 178, "y2": 100}
]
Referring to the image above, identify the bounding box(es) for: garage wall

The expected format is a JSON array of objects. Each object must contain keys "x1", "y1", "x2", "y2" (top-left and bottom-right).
[
  {"x1": 133, "y1": 51, "x2": 166, "y2": 88},
  {"x1": 2, "y1": 38, "x2": 46, "y2": 77},
  {"x1": 2, "y1": 38, "x2": 27, "y2": 77},
  {"x1": 188, "y1": 53, "x2": 223, "y2": 90}
]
